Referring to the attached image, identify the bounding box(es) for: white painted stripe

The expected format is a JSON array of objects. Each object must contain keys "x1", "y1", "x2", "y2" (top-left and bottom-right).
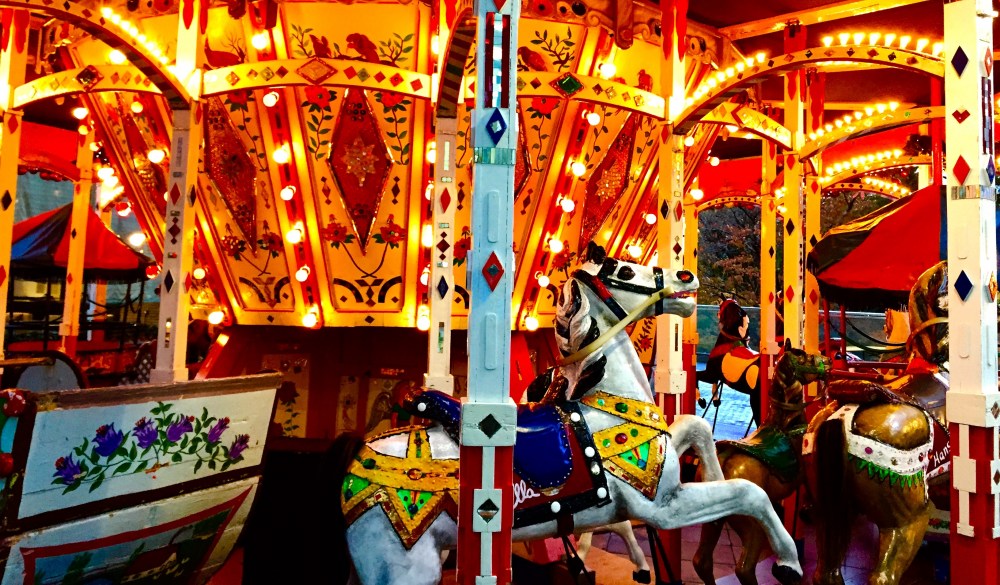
[
  {"x1": 961, "y1": 487, "x2": 971, "y2": 531},
  {"x1": 480, "y1": 446, "x2": 495, "y2": 576}
]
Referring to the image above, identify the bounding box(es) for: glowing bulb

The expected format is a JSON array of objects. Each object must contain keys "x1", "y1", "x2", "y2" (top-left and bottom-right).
[
  {"x1": 130, "y1": 99, "x2": 143, "y2": 114},
  {"x1": 822, "y1": 36, "x2": 833, "y2": 47},
  {"x1": 431, "y1": 35, "x2": 440, "y2": 56},
  {"x1": 128, "y1": 232, "x2": 146, "y2": 247},
  {"x1": 899, "y1": 35, "x2": 911, "y2": 49},
  {"x1": 690, "y1": 188, "x2": 704, "y2": 201},
  {"x1": 77, "y1": 124, "x2": 90, "y2": 135},
  {"x1": 208, "y1": 310, "x2": 224, "y2": 325},
  {"x1": 883, "y1": 33, "x2": 896, "y2": 47},
  {"x1": 645, "y1": 213, "x2": 656, "y2": 225},
  {"x1": 571, "y1": 161, "x2": 586, "y2": 177},
  {"x1": 725, "y1": 124, "x2": 739, "y2": 132},
  {"x1": 302, "y1": 311, "x2": 318, "y2": 328},
  {"x1": 524, "y1": 316, "x2": 539, "y2": 331},
  {"x1": 548, "y1": 238, "x2": 564, "y2": 254},
  {"x1": 251, "y1": 32, "x2": 270, "y2": 51},
  {"x1": 421, "y1": 224, "x2": 433, "y2": 247},
  {"x1": 90, "y1": 141, "x2": 101, "y2": 152},
  {"x1": 709, "y1": 156, "x2": 720, "y2": 166},
  {"x1": 915, "y1": 38, "x2": 929, "y2": 53},
  {"x1": 586, "y1": 111, "x2": 601, "y2": 126},
  {"x1": 683, "y1": 135, "x2": 695, "y2": 147},
  {"x1": 193, "y1": 267, "x2": 207, "y2": 280},
  {"x1": 97, "y1": 167, "x2": 115, "y2": 181},
  {"x1": 627, "y1": 244, "x2": 643, "y2": 258},
  {"x1": 852, "y1": 32, "x2": 865, "y2": 45},
  {"x1": 147, "y1": 148, "x2": 165, "y2": 164},
  {"x1": 273, "y1": 145, "x2": 291, "y2": 164},
  {"x1": 868, "y1": 32, "x2": 880, "y2": 46},
  {"x1": 72, "y1": 107, "x2": 89, "y2": 120},
  {"x1": 599, "y1": 62, "x2": 617, "y2": 78},
  {"x1": 426, "y1": 142, "x2": 436, "y2": 164},
  {"x1": 755, "y1": 52, "x2": 765, "y2": 63},
  {"x1": 420, "y1": 266, "x2": 430, "y2": 286},
  {"x1": 931, "y1": 42, "x2": 943, "y2": 56},
  {"x1": 537, "y1": 273, "x2": 550, "y2": 288},
  {"x1": 559, "y1": 197, "x2": 576, "y2": 213},
  {"x1": 416, "y1": 305, "x2": 431, "y2": 331},
  {"x1": 295, "y1": 266, "x2": 311, "y2": 282},
  {"x1": 838, "y1": 33, "x2": 850, "y2": 46},
  {"x1": 103, "y1": 175, "x2": 120, "y2": 188},
  {"x1": 262, "y1": 91, "x2": 280, "y2": 108},
  {"x1": 280, "y1": 185, "x2": 296, "y2": 201},
  {"x1": 116, "y1": 204, "x2": 131, "y2": 217},
  {"x1": 286, "y1": 222, "x2": 304, "y2": 244}
]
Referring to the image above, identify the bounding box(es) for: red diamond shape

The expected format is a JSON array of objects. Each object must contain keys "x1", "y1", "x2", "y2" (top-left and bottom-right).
[
  {"x1": 809, "y1": 289, "x2": 819, "y2": 304},
  {"x1": 768, "y1": 291, "x2": 774, "y2": 303},
  {"x1": 953, "y1": 109, "x2": 970, "y2": 123},
  {"x1": 440, "y1": 188, "x2": 451, "y2": 212},
  {"x1": 785, "y1": 286, "x2": 794, "y2": 302},
  {"x1": 275, "y1": 66, "x2": 289, "y2": 78},
  {"x1": 344, "y1": 67, "x2": 357, "y2": 79},
  {"x1": 410, "y1": 79, "x2": 423, "y2": 92},
  {"x1": 184, "y1": 272, "x2": 192, "y2": 291},
  {"x1": 672, "y1": 242, "x2": 682, "y2": 256},
  {"x1": 867, "y1": 48, "x2": 879, "y2": 58},
  {"x1": 482, "y1": 251, "x2": 504, "y2": 291},
  {"x1": 390, "y1": 73, "x2": 404, "y2": 87},
  {"x1": 785, "y1": 155, "x2": 795, "y2": 169},
  {"x1": 436, "y1": 239, "x2": 450, "y2": 253},
  {"x1": 373, "y1": 71, "x2": 386, "y2": 83},
  {"x1": 169, "y1": 184, "x2": 182, "y2": 205},
  {"x1": 673, "y1": 201, "x2": 682, "y2": 221},
  {"x1": 66, "y1": 273, "x2": 73, "y2": 285},
  {"x1": 6, "y1": 114, "x2": 17, "y2": 135},
  {"x1": 810, "y1": 180, "x2": 819, "y2": 193},
  {"x1": 953, "y1": 155, "x2": 971, "y2": 185},
  {"x1": 493, "y1": 0, "x2": 507, "y2": 9}
]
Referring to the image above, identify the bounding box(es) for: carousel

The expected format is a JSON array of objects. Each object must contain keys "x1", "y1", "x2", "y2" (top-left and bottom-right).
[{"x1": 0, "y1": 0, "x2": 990, "y2": 583}]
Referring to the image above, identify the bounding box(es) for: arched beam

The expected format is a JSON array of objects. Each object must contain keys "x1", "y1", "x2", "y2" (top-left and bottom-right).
[
  {"x1": 695, "y1": 193, "x2": 760, "y2": 213},
  {"x1": 436, "y1": 10, "x2": 475, "y2": 119},
  {"x1": 13, "y1": 64, "x2": 162, "y2": 109},
  {"x1": 0, "y1": 0, "x2": 188, "y2": 107},
  {"x1": 674, "y1": 45, "x2": 943, "y2": 134},
  {"x1": 701, "y1": 101, "x2": 791, "y2": 149},
  {"x1": 201, "y1": 58, "x2": 432, "y2": 100},
  {"x1": 801, "y1": 106, "x2": 943, "y2": 160},
  {"x1": 821, "y1": 154, "x2": 930, "y2": 185},
  {"x1": 515, "y1": 71, "x2": 665, "y2": 118},
  {"x1": 825, "y1": 181, "x2": 909, "y2": 199}
]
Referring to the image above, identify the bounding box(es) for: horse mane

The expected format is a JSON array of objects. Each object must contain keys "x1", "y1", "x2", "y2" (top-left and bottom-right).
[
  {"x1": 771, "y1": 352, "x2": 805, "y2": 409},
  {"x1": 555, "y1": 279, "x2": 607, "y2": 399}
]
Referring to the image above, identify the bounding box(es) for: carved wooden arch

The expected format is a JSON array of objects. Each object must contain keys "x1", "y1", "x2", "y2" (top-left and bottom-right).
[
  {"x1": 674, "y1": 45, "x2": 944, "y2": 134},
  {"x1": 436, "y1": 5, "x2": 475, "y2": 119},
  {"x1": 13, "y1": 64, "x2": 163, "y2": 109},
  {"x1": 822, "y1": 154, "x2": 931, "y2": 186},
  {"x1": 800, "y1": 106, "x2": 944, "y2": 160},
  {"x1": 0, "y1": 0, "x2": 189, "y2": 108}
]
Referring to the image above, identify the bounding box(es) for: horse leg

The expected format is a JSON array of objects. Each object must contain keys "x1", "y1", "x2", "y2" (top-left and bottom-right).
[
  {"x1": 607, "y1": 520, "x2": 651, "y2": 582},
  {"x1": 668, "y1": 415, "x2": 725, "y2": 481},
  {"x1": 347, "y1": 509, "x2": 452, "y2": 585},
  {"x1": 576, "y1": 530, "x2": 593, "y2": 561},
  {"x1": 635, "y1": 479, "x2": 802, "y2": 584},
  {"x1": 870, "y1": 508, "x2": 931, "y2": 585},
  {"x1": 692, "y1": 519, "x2": 724, "y2": 585},
  {"x1": 732, "y1": 516, "x2": 767, "y2": 585}
]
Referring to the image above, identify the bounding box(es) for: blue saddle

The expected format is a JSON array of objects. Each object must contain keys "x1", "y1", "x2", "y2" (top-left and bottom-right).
[{"x1": 403, "y1": 389, "x2": 575, "y2": 492}]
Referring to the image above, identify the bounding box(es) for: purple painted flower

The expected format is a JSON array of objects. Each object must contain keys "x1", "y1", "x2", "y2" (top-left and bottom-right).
[
  {"x1": 166, "y1": 415, "x2": 195, "y2": 443},
  {"x1": 207, "y1": 418, "x2": 230, "y2": 444},
  {"x1": 53, "y1": 454, "x2": 82, "y2": 485},
  {"x1": 228, "y1": 434, "x2": 250, "y2": 460},
  {"x1": 94, "y1": 423, "x2": 124, "y2": 457},
  {"x1": 134, "y1": 417, "x2": 158, "y2": 449}
]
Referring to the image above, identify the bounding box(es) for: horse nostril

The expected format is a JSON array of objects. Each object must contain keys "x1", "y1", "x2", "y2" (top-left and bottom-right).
[{"x1": 677, "y1": 270, "x2": 694, "y2": 283}]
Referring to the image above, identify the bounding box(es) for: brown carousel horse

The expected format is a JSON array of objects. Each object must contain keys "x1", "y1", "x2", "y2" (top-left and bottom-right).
[
  {"x1": 805, "y1": 260, "x2": 950, "y2": 585},
  {"x1": 692, "y1": 340, "x2": 831, "y2": 585}
]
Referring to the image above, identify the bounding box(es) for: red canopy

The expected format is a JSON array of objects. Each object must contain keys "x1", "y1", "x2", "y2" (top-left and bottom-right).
[{"x1": 11, "y1": 203, "x2": 153, "y2": 282}]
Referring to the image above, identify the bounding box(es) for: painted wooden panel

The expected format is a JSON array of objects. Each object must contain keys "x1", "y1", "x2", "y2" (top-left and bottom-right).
[
  {"x1": 17, "y1": 376, "x2": 278, "y2": 521},
  {"x1": 260, "y1": 353, "x2": 310, "y2": 438},
  {"x1": 0, "y1": 477, "x2": 258, "y2": 585}
]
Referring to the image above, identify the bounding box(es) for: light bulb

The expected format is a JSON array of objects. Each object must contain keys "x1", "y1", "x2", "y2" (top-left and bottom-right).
[
  {"x1": 280, "y1": 185, "x2": 296, "y2": 201},
  {"x1": 709, "y1": 156, "x2": 720, "y2": 166},
  {"x1": 420, "y1": 266, "x2": 430, "y2": 286},
  {"x1": 251, "y1": 32, "x2": 270, "y2": 51},
  {"x1": 89, "y1": 141, "x2": 101, "y2": 152},
  {"x1": 262, "y1": 91, "x2": 280, "y2": 108},
  {"x1": 207, "y1": 310, "x2": 225, "y2": 325},
  {"x1": 628, "y1": 244, "x2": 642, "y2": 258},
  {"x1": 421, "y1": 224, "x2": 433, "y2": 247},
  {"x1": 586, "y1": 112, "x2": 601, "y2": 126},
  {"x1": 599, "y1": 62, "x2": 617, "y2": 78},
  {"x1": 273, "y1": 145, "x2": 291, "y2": 164},
  {"x1": 130, "y1": 99, "x2": 143, "y2": 114},
  {"x1": 295, "y1": 266, "x2": 311, "y2": 282},
  {"x1": 548, "y1": 238, "x2": 564, "y2": 254},
  {"x1": 690, "y1": 188, "x2": 704, "y2": 200},
  {"x1": 525, "y1": 316, "x2": 539, "y2": 331},
  {"x1": 302, "y1": 311, "x2": 318, "y2": 328},
  {"x1": 128, "y1": 232, "x2": 146, "y2": 247},
  {"x1": 97, "y1": 166, "x2": 115, "y2": 181},
  {"x1": 193, "y1": 267, "x2": 207, "y2": 280},
  {"x1": 72, "y1": 107, "x2": 89, "y2": 120},
  {"x1": 416, "y1": 305, "x2": 431, "y2": 331},
  {"x1": 426, "y1": 142, "x2": 437, "y2": 164},
  {"x1": 103, "y1": 175, "x2": 120, "y2": 188},
  {"x1": 77, "y1": 124, "x2": 90, "y2": 135},
  {"x1": 537, "y1": 273, "x2": 550, "y2": 288},
  {"x1": 559, "y1": 197, "x2": 575, "y2": 213},
  {"x1": 645, "y1": 213, "x2": 656, "y2": 225},
  {"x1": 286, "y1": 222, "x2": 304, "y2": 244},
  {"x1": 108, "y1": 49, "x2": 127, "y2": 65},
  {"x1": 683, "y1": 135, "x2": 695, "y2": 147},
  {"x1": 571, "y1": 161, "x2": 586, "y2": 177},
  {"x1": 147, "y1": 149, "x2": 165, "y2": 164}
]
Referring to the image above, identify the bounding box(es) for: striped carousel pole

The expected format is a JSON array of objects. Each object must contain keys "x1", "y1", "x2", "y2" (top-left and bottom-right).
[
  {"x1": 943, "y1": 1, "x2": 1000, "y2": 582},
  {"x1": 58, "y1": 135, "x2": 95, "y2": 358},
  {"x1": 456, "y1": 0, "x2": 520, "y2": 583},
  {"x1": 759, "y1": 139, "x2": 779, "y2": 422}
]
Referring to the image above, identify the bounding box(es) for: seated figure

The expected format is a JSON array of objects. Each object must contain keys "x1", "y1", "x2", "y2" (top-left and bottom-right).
[{"x1": 697, "y1": 299, "x2": 763, "y2": 426}]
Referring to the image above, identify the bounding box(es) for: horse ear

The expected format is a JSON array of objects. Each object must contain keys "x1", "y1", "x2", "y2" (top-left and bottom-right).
[
  {"x1": 584, "y1": 241, "x2": 606, "y2": 264},
  {"x1": 783, "y1": 338, "x2": 792, "y2": 352}
]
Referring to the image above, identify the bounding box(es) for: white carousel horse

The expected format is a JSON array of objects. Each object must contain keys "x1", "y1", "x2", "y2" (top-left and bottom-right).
[{"x1": 326, "y1": 243, "x2": 804, "y2": 585}]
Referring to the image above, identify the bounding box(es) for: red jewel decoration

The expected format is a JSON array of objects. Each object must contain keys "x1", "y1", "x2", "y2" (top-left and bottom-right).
[
  {"x1": 0, "y1": 453, "x2": 14, "y2": 476},
  {"x1": 1, "y1": 390, "x2": 25, "y2": 416},
  {"x1": 615, "y1": 433, "x2": 628, "y2": 445}
]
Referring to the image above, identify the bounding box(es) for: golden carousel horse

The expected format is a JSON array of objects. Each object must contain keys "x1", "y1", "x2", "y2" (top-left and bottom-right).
[
  {"x1": 805, "y1": 260, "x2": 951, "y2": 585},
  {"x1": 692, "y1": 340, "x2": 831, "y2": 585}
]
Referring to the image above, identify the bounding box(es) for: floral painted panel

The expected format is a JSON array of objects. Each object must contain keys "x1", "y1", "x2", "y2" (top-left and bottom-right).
[
  {"x1": 19, "y1": 389, "x2": 275, "y2": 520},
  {"x1": 260, "y1": 353, "x2": 310, "y2": 438}
]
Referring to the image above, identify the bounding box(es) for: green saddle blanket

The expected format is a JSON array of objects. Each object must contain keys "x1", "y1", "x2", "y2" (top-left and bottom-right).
[{"x1": 718, "y1": 425, "x2": 805, "y2": 483}]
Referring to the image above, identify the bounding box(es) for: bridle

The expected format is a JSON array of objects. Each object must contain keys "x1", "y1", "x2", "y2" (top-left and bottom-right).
[
  {"x1": 769, "y1": 353, "x2": 829, "y2": 412},
  {"x1": 558, "y1": 258, "x2": 694, "y2": 366}
]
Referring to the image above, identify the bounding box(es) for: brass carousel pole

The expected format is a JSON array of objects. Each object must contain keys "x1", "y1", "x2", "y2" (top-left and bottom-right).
[
  {"x1": 781, "y1": 23, "x2": 806, "y2": 350},
  {"x1": 0, "y1": 9, "x2": 29, "y2": 360},
  {"x1": 58, "y1": 136, "x2": 94, "y2": 358},
  {"x1": 150, "y1": 0, "x2": 202, "y2": 383},
  {"x1": 803, "y1": 71, "x2": 824, "y2": 377},
  {"x1": 759, "y1": 140, "x2": 779, "y2": 421}
]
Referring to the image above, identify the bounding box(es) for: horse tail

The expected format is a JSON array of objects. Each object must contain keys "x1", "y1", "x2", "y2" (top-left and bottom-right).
[
  {"x1": 315, "y1": 432, "x2": 366, "y2": 585},
  {"x1": 813, "y1": 416, "x2": 853, "y2": 560}
]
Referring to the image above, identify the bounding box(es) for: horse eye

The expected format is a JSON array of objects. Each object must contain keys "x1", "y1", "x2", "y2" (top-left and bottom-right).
[
  {"x1": 677, "y1": 270, "x2": 694, "y2": 283},
  {"x1": 617, "y1": 266, "x2": 635, "y2": 281}
]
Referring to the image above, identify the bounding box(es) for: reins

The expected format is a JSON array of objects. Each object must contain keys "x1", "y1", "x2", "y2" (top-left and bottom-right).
[{"x1": 905, "y1": 316, "x2": 948, "y2": 356}]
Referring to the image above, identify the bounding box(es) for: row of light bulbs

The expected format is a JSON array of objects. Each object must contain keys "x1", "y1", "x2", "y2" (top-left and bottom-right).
[
  {"x1": 820, "y1": 32, "x2": 942, "y2": 56},
  {"x1": 808, "y1": 102, "x2": 900, "y2": 141},
  {"x1": 861, "y1": 176, "x2": 912, "y2": 195},
  {"x1": 100, "y1": 7, "x2": 171, "y2": 66},
  {"x1": 686, "y1": 53, "x2": 768, "y2": 107},
  {"x1": 824, "y1": 149, "x2": 905, "y2": 176}
]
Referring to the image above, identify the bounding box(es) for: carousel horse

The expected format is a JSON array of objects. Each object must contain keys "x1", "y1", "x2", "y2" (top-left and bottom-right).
[
  {"x1": 692, "y1": 340, "x2": 831, "y2": 585},
  {"x1": 805, "y1": 260, "x2": 950, "y2": 585},
  {"x1": 698, "y1": 299, "x2": 765, "y2": 426},
  {"x1": 326, "y1": 243, "x2": 804, "y2": 585}
]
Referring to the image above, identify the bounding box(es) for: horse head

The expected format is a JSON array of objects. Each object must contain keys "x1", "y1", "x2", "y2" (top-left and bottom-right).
[
  {"x1": 771, "y1": 339, "x2": 831, "y2": 415},
  {"x1": 908, "y1": 261, "x2": 948, "y2": 365}
]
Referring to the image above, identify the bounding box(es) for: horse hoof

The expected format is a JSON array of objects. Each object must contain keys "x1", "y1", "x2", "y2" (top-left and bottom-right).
[
  {"x1": 712, "y1": 399, "x2": 722, "y2": 407},
  {"x1": 698, "y1": 398, "x2": 707, "y2": 408},
  {"x1": 632, "y1": 569, "x2": 651, "y2": 584},
  {"x1": 772, "y1": 563, "x2": 802, "y2": 585}
]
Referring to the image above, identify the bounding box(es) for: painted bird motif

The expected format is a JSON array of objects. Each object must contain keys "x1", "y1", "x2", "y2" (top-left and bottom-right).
[
  {"x1": 346, "y1": 33, "x2": 381, "y2": 63},
  {"x1": 637, "y1": 69, "x2": 653, "y2": 92},
  {"x1": 204, "y1": 39, "x2": 245, "y2": 69},
  {"x1": 310, "y1": 34, "x2": 333, "y2": 58},
  {"x1": 517, "y1": 46, "x2": 548, "y2": 71}
]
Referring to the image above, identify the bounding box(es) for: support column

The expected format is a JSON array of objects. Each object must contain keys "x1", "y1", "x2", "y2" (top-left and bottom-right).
[
  {"x1": 683, "y1": 182, "x2": 698, "y2": 401},
  {"x1": 150, "y1": 0, "x2": 201, "y2": 383},
  {"x1": 0, "y1": 9, "x2": 29, "y2": 358},
  {"x1": 457, "y1": 1, "x2": 520, "y2": 583},
  {"x1": 58, "y1": 137, "x2": 95, "y2": 358},
  {"x1": 803, "y1": 71, "x2": 824, "y2": 370},
  {"x1": 426, "y1": 115, "x2": 458, "y2": 394},
  {"x1": 943, "y1": 2, "x2": 1000, "y2": 583},
  {"x1": 781, "y1": 24, "x2": 806, "y2": 350},
  {"x1": 759, "y1": 140, "x2": 779, "y2": 422}
]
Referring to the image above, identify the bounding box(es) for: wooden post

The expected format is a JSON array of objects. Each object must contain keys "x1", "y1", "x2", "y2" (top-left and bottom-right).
[
  {"x1": 150, "y1": 0, "x2": 201, "y2": 383},
  {"x1": 781, "y1": 24, "x2": 806, "y2": 350},
  {"x1": 426, "y1": 112, "x2": 458, "y2": 394},
  {"x1": 759, "y1": 139, "x2": 779, "y2": 422},
  {"x1": 803, "y1": 71, "x2": 824, "y2": 366},
  {"x1": 0, "y1": 9, "x2": 29, "y2": 359},
  {"x1": 457, "y1": 1, "x2": 520, "y2": 583},
  {"x1": 943, "y1": 1, "x2": 1000, "y2": 583},
  {"x1": 58, "y1": 136, "x2": 95, "y2": 358},
  {"x1": 683, "y1": 180, "x2": 699, "y2": 399}
]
